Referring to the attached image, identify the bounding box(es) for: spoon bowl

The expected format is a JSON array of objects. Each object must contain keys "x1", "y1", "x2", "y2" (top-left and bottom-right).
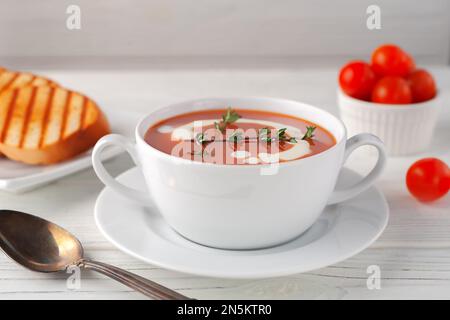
[
  {"x1": 0, "y1": 210, "x2": 83, "y2": 272},
  {"x1": 0, "y1": 210, "x2": 189, "y2": 299}
]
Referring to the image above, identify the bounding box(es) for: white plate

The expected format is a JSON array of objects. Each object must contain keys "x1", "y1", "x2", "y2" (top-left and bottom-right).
[
  {"x1": 0, "y1": 109, "x2": 144, "y2": 193},
  {"x1": 94, "y1": 167, "x2": 389, "y2": 279}
]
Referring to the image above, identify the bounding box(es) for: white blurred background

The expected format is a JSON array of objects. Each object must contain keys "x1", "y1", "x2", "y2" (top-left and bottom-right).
[{"x1": 0, "y1": 0, "x2": 448, "y2": 69}]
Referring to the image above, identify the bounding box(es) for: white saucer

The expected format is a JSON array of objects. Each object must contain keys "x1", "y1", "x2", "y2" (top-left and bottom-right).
[{"x1": 94, "y1": 167, "x2": 389, "y2": 279}]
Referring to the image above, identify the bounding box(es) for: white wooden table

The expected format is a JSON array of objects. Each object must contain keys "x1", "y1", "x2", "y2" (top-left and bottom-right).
[{"x1": 1, "y1": 67, "x2": 449, "y2": 299}]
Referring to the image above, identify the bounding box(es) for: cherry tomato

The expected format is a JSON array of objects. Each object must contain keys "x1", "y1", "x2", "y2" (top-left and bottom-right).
[
  {"x1": 371, "y1": 76, "x2": 412, "y2": 104},
  {"x1": 371, "y1": 44, "x2": 415, "y2": 77},
  {"x1": 407, "y1": 69, "x2": 437, "y2": 103},
  {"x1": 406, "y1": 158, "x2": 450, "y2": 202},
  {"x1": 339, "y1": 61, "x2": 377, "y2": 100}
]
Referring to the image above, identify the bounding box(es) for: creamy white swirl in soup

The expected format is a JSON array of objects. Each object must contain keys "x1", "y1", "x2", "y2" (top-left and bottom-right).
[{"x1": 145, "y1": 108, "x2": 336, "y2": 165}]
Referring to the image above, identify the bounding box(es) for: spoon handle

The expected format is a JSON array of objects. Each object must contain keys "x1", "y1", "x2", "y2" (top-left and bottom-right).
[{"x1": 79, "y1": 259, "x2": 191, "y2": 300}]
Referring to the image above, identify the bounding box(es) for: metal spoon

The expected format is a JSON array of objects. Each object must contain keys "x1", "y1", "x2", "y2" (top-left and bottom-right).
[{"x1": 0, "y1": 210, "x2": 190, "y2": 300}]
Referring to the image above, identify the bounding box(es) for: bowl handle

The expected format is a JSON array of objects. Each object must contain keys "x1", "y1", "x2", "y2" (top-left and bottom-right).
[
  {"x1": 92, "y1": 134, "x2": 153, "y2": 206},
  {"x1": 327, "y1": 133, "x2": 386, "y2": 205}
]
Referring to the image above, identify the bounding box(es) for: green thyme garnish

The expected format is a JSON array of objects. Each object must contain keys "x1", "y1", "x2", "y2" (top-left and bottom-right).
[
  {"x1": 195, "y1": 132, "x2": 207, "y2": 145},
  {"x1": 302, "y1": 126, "x2": 316, "y2": 140},
  {"x1": 277, "y1": 128, "x2": 298, "y2": 143},
  {"x1": 277, "y1": 128, "x2": 287, "y2": 141},
  {"x1": 214, "y1": 107, "x2": 241, "y2": 133},
  {"x1": 277, "y1": 128, "x2": 287, "y2": 137},
  {"x1": 190, "y1": 122, "x2": 315, "y2": 146},
  {"x1": 259, "y1": 127, "x2": 297, "y2": 143}
]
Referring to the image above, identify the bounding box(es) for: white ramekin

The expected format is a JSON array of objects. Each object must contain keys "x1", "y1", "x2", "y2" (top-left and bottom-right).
[{"x1": 337, "y1": 88, "x2": 441, "y2": 156}]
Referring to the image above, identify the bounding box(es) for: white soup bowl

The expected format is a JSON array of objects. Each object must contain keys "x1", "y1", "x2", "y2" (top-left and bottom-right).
[{"x1": 92, "y1": 97, "x2": 386, "y2": 249}]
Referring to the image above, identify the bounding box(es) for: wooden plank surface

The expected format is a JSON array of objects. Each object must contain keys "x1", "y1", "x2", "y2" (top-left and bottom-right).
[{"x1": 0, "y1": 68, "x2": 449, "y2": 299}]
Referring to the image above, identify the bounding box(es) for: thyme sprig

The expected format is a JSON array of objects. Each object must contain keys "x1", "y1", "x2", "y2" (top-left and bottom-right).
[
  {"x1": 191, "y1": 109, "x2": 316, "y2": 146},
  {"x1": 193, "y1": 126, "x2": 314, "y2": 144},
  {"x1": 214, "y1": 107, "x2": 241, "y2": 133},
  {"x1": 302, "y1": 126, "x2": 316, "y2": 140},
  {"x1": 259, "y1": 128, "x2": 297, "y2": 143}
]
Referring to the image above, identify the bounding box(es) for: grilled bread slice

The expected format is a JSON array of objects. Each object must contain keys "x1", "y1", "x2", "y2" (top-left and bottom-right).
[
  {"x1": 0, "y1": 71, "x2": 57, "y2": 93},
  {"x1": 0, "y1": 70, "x2": 57, "y2": 156},
  {"x1": 0, "y1": 86, "x2": 110, "y2": 164}
]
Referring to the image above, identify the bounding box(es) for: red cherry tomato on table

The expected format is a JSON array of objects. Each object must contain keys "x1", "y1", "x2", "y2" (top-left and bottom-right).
[
  {"x1": 406, "y1": 158, "x2": 450, "y2": 202},
  {"x1": 339, "y1": 61, "x2": 377, "y2": 100},
  {"x1": 371, "y1": 76, "x2": 412, "y2": 104},
  {"x1": 371, "y1": 44, "x2": 415, "y2": 77},
  {"x1": 407, "y1": 69, "x2": 437, "y2": 103}
]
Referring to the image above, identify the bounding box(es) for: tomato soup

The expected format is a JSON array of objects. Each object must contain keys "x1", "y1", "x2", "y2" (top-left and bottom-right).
[{"x1": 144, "y1": 108, "x2": 336, "y2": 165}]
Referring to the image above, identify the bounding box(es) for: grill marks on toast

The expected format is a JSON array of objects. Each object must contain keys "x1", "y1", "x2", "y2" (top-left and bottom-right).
[
  {"x1": 30, "y1": 76, "x2": 53, "y2": 86},
  {"x1": 0, "y1": 69, "x2": 110, "y2": 164},
  {"x1": 7, "y1": 73, "x2": 34, "y2": 89},
  {"x1": 64, "y1": 92, "x2": 84, "y2": 138},
  {"x1": 59, "y1": 90, "x2": 72, "y2": 143},
  {"x1": 0, "y1": 73, "x2": 19, "y2": 92},
  {"x1": 80, "y1": 96, "x2": 89, "y2": 130},
  {"x1": 43, "y1": 87, "x2": 69, "y2": 147},
  {"x1": 2, "y1": 87, "x2": 33, "y2": 147},
  {"x1": 0, "y1": 71, "x2": 56, "y2": 93},
  {"x1": 37, "y1": 87, "x2": 56, "y2": 149},
  {"x1": 0, "y1": 90, "x2": 19, "y2": 143},
  {"x1": 2, "y1": 73, "x2": 20, "y2": 92},
  {"x1": 39, "y1": 87, "x2": 74, "y2": 148},
  {"x1": 0, "y1": 86, "x2": 101, "y2": 150},
  {"x1": 19, "y1": 87, "x2": 38, "y2": 148},
  {"x1": 82, "y1": 99, "x2": 99, "y2": 130},
  {"x1": 23, "y1": 86, "x2": 53, "y2": 149}
]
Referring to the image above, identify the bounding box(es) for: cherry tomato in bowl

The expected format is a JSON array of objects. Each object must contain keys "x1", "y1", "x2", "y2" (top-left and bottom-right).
[
  {"x1": 371, "y1": 76, "x2": 412, "y2": 104},
  {"x1": 407, "y1": 69, "x2": 437, "y2": 103},
  {"x1": 371, "y1": 44, "x2": 415, "y2": 77},
  {"x1": 338, "y1": 61, "x2": 377, "y2": 100},
  {"x1": 406, "y1": 158, "x2": 450, "y2": 202}
]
